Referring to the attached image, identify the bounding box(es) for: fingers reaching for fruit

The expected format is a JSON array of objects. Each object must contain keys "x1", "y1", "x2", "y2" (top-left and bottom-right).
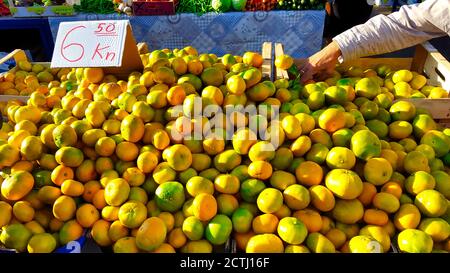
[{"x1": 297, "y1": 41, "x2": 342, "y2": 84}]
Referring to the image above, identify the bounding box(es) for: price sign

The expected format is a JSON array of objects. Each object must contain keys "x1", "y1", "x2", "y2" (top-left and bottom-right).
[{"x1": 51, "y1": 20, "x2": 141, "y2": 71}]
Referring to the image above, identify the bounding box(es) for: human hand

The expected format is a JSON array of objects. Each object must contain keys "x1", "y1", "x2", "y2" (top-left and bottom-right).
[{"x1": 296, "y1": 40, "x2": 342, "y2": 84}]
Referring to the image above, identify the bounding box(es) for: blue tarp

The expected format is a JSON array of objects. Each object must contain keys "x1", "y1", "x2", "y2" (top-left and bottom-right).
[{"x1": 48, "y1": 10, "x2": 326, "y2": 58}]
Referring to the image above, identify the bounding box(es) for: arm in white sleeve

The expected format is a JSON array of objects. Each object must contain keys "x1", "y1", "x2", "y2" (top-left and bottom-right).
[{"x1": 332, "y1": 0, "x2": 450, "y2": 62}]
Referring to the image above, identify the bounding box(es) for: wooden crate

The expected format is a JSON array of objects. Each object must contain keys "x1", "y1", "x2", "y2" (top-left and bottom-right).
[
  {"x1": 273, "y1": 42, "x2": 450, "y2": 126},
  {"x1": 0, "y1": 49, "x2": 42, "y2": 105}
]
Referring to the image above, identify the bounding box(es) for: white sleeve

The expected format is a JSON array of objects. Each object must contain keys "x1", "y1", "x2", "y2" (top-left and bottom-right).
[{"x1": 332, "y1": 0, "x2": 450, "y2": 62}]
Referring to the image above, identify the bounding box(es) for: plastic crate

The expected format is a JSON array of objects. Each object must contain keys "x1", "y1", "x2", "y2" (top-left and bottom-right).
[
  {"x1": 132, "y1": 0, "x2": 178, "y2": 16},
  {"x1": 245, "y1": 0, "x2": 278, "y2": 11}
]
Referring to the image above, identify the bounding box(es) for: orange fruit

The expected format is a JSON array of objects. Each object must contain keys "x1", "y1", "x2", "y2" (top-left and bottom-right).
[
  {"x1": 415, "y1": 189, "x2": 448, "y2": 217},
  {"x1": 293, "y1": 209, "x2": 323, "y2": 233},
  {"x1": 309, "y1": 185, "x2": 335, "y2": 212},
  {"x1": 122, "y1": 167, "x2": 145, "y2": 187},
  {"x1": 274, "y1": 54, "x2": 293, "y2": 70},
  {"x1": 115, "y1": 141, "x2": 139, "y2": 162},
  {"x1": 95, "y1": 157, "x2": 114, "y2": 174},
  {"x1": 325, "y1": 169, "x2": 363, "y2": 200},
  {"x1": 59, "y1": 220, "x2": 83, "y2": 245},
  {"x1": 363, "y1": 209, "x2": 389, "y2": 226},
  {"x1": 214, "y1": 174, "x2": 240, "y2": 194},
  {"x1": 27, "y1": 233, "x2": 57, "y2": 253},
  {"x1": 108, "y1": 220, "x2": 129, "y2": 242},
  {"x1": 325, "y1": 147, "x2": 356, "y2": 170},
  {"x1": 11, "y1": 161, "x2": 34, "y2": 173},
  {"x1": 373, "y1": 192, "x2": 400, "y2": 214},
  {"x1": 55, "y1": 147, "x2": 84, "y2": 168},
  {"x1": 270, "y1": 170, "x2": 296, "y2": 191},
  {"x1": 295, "y1": 161, "x2": 323, "y2": 186},
  {"x1": 152, "y1": 129, "x2": 171, "y2": 150},
  {"x1": 246, "y1": 234, "x2": 284, "y2": 253},
  {"x1": 1, "y1": 170, "x2": 34, "y2": 201},
  {"x1": 93, "y1": 189, "x2": 107, "y2": 210},
  {"x1": 0, "y1": 201, "x2": 12, "y2": 228},
  {"x1": 318, "y1": 108, "x2": 346, "y2": 133},
  {"x1": 91, "y1": 219, "x2": 113, "y2": 247},
  {"x1": 325, "y1": 228, "x2": 347, "y2": 249},
  {"x1": 252, "y1": 213, "x2": 279, "y2": 234},
  {"x1": 162, "y1": 144, "x2": 193, "y2": 172},
  {"x1": 120, "y1": 115, "x2": 145, "y2": 143},
  {"x1": 118, "y1": 201, "x2": 147, "y2": 229},
  {"x1": 358, "y1": 182, "x2": 377, "y2": 207},
  {"x1": 283, "y1": 184, "x2": 310, "y2": 210},
  {"x1": 257, "y1": 188, "x2": 283, "y2": 214},
  {"x1": 102, "y1": 206, "x2": 120, "y2": 222},
  {"x1": 168, "y1": 227, "x2": 187, "y2": 249},
  {"x1": 281, "y1": 115, "x2": 302, "y2": 139},
  {"x1": 61, "y1": 179, "x2": 84, "y2": 197},
  {"x1": 227, "y1": 75, "x2": 246, "y2": 95},
  {"x1": 105, "y1": 178, "x2": 130, "y2": 207},
  {"x1": 95, "y1": 137, "x2": 116, "y2": 157},
  {"x1": 103, "y1": 82, "x2": 123, "y2": 100},
  {"x1": 52, "y1": 195, "x2": 76, "y2": 221},
  {"x1": 136, "y1": 217, "x2": 167, "y2": 252},
  {"x1": 332, "y1": 199, "x2": 364, "y2": 225},
  {"x1": 75, "y1": 159, "x2": 97, "y2": 183},
  {"x1": 192, "y1": 193, "x2": 217, "y2": 221},
  {"x1": 364, "y1": 157, "x2": 393, "y2": 186},
  {"x1": 13, "y1": 201, "x2": 35, "y2": 223},
  {"x1": 84, "y1": 68, "x2": 104, "y2": 83},
  {"x1": 37, "y1": 186, "x2": 61, "y2": 205},
  {"x1": 381, "y1": 182, "x2": 403, "y2": 199},
  {"x1": 82, "y1": 180, "x2": 102, "y2": 202},
  {"x1": 243, "y1": 51, "x2": 263, "y2": 67},
  {"x1": 167, "y1": 85, "x2": 186, "y2": 106},
  {"x1": 76, "y1": 203, "x2": 100, "y2": 228},
  {"x1": 248, "y1": 161, "x2": 273, "y2": 180}
]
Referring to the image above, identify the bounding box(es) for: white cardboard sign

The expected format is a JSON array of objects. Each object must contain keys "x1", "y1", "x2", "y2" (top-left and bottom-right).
[{"x1": 51, "y1": 20, "x2": 129, "y2": 68}]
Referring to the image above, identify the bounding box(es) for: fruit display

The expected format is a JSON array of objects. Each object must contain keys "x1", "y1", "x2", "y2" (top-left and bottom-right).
[
  {"x1": 0, "y1": 44, "x2": 449, "y2": 254},
  {"x1": 176, "y1": 0, "x2": 293, "y2": 14}
]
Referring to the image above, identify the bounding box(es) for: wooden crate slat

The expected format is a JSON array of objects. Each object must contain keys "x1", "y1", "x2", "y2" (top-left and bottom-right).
[
  {"x1": 421, "y1": 43, "x2": 450, "y2": 90},
  {"x1": 261, "y1": 42, "x2": 273, "y2": 81},
  {"x1": 339, "y1": 58, "x2": 413, "y2": 72},
  {"x1": 0, "y1": 95, "x2": 30, "y2": 103},
  {"x1": 0, "y1": 49, "x2": 28, "y2": 66}
]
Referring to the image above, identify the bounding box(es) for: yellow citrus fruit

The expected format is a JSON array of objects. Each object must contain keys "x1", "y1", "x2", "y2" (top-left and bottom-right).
[
  {"x1": 257, "y1": 188, "x2": 283, "y2": 214},
  {"x1": 1, "y1": 170, "x2": 34, "y2": 201},
  {"x1": 246, "y1": 234, "x2": 284, "y2": 253},
  {"x1": 136, "y1": 217, "x2": 167, "y2": 252},
  {"x1": 76, "y1": 203, "x2": 100, "y2": 228},
  {"x1": 192, "y1": 193, "x2": 217, "y2": 221},
  {"x1": 295, "y1": 161, "x2": 323, "y2": 186},
  {"x1": 325, "y1": 169, "x2": 363, "y2": 199}
]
